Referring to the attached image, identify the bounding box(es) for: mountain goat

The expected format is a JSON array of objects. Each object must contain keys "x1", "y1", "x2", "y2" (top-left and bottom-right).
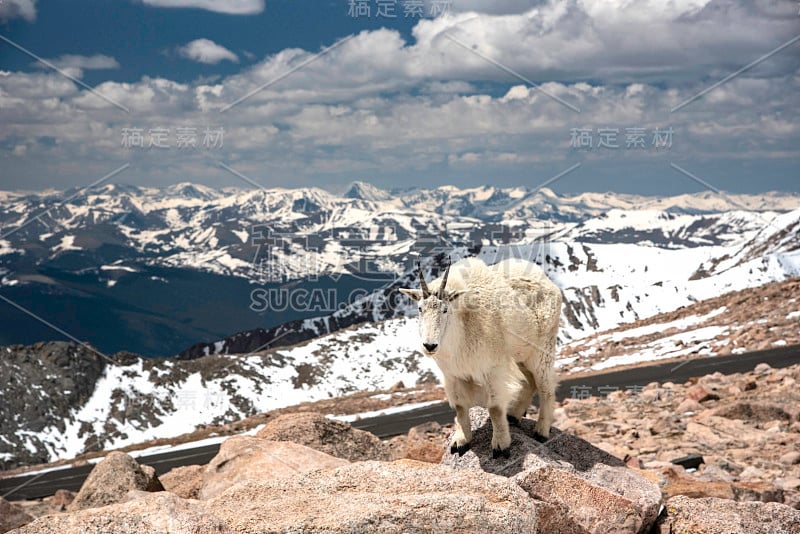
[{"x1": 400, "y1": 257, "x2": 561, "y2": 458}]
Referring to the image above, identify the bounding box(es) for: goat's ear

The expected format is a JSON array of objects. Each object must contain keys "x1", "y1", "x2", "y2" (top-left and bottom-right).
[
  {"x1": 399, "y1": 288, "x2": 423, "y2": 301},
  {"x1": 445, "y1": 289, "x2": 468, "y2": 302}
]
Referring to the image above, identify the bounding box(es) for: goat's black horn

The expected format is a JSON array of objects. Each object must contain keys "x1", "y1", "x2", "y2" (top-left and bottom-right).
[
  {"x1": 418, "y1": 261, "x2": 430, "y2": 298},
  {"x1": 438, "y1": 257, "x2": 451, "y2": 299}
]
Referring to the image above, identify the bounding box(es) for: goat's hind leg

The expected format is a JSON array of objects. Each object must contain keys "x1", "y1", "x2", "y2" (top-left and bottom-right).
[
  {"x1": 508, "y1": 365, "x2": 537, "y2": 425},
  {"x1": 527, "y1": 357, "x2": 557, "y2": 442},
  {"x1": 488, "y1": 405, "x2": 512, "y2": 459},
  {"x1": 488, "y1": 372, "x2": 520, "y2": 459}
]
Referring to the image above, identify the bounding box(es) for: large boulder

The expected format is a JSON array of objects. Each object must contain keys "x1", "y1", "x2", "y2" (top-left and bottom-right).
[
  {"x1": 12, "y1": 492, "x2": 226, "y2": 534},
  {"x1": 664, "y1": 495, "x2": 800, "y2": 533},
  {"x1": 69, "y1": 452, "x2": 163, "y2": 511},
  {"x1": 441, "y1": 408, "x2": 662, "y2": 534},
  {"x1": 403, "y1": 421, "x2": 446, "y2": 463},
  {"x1": 48, "y1": 489, "x2": 76, "y2": 511},
  {"x1": 1, "y1": 497, "x2": 34, "y2": 533},
  {"x1": 206, "y1": 459, "x2": 543, "y2": 532},
  {"x1": 199, "y1": 436, "x2": 348, "y2": 500},
  {"x1": 160, "y1": 465, "x2": 204, "y2": 500},
  {"x1": 255, "y1": 412, "x2": 393, "y2": 461}
]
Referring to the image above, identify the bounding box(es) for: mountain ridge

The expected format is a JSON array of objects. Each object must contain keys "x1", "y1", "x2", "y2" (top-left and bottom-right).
[{"x1": 0, "y1": 182, "x2": 798, "y2": 357}]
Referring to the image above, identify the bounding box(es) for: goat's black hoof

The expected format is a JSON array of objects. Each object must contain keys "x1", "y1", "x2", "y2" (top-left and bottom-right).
[
  {"x1": 533, "y1": 432, "x2": 548, "y2": 443},
  {"x1": 492, "y1": 447, "x2": 511, "y2": 459},
  {"x1": 506, "y1": 415, "x2": 520, "y2": 426},
  {"x1": 450, "y1": 442, "x2": 471, "y2": 456}
]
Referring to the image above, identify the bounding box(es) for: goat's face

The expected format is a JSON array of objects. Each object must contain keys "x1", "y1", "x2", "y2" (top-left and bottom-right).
[
  {"x1": 399, "y1": 261, "x2": 464, "y2": 356},
  {"x1": 416, "y1": 294, "x2": 450, "y2": 355}
]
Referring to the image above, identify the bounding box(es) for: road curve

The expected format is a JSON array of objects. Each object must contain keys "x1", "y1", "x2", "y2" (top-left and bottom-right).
[{"x1": 2, "y1": 344, "x2": 798, "y2": 501}]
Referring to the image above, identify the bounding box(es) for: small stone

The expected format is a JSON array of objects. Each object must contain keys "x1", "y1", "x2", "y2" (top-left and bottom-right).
[
  {"x1": 49, "y1": 489, "x2": 76, "y2": 511},
  {"x1": 638, "y1": 390, "x2": 657, "y2": 403},
  {"x1": 726, "y1": 385, "x2": 742, "y2": 396},
  {"x1": 754, "y1": 363, "x2": 772, "y2": 374},
  {"x1": 642, "y1": 460, "x2": 677, "y2": 471},
  {"x1": 780, "y1": 451, "x2": 800, "y2": 465},
  {"x1": 775, "y1": 477, "x2": 800, "y2": 491},
  {"x1": 676, "y1": 398, "x2": 702, "y2": 413},
  {"x1": 696, "y1": 464, "x2": 735, "y2": 483},
  {"x1": 738, "y1": 466, "x2": 765, "y2": 481},
  {"x1": 686, "y1": 384, "x2": 720, "y2": 403},
  {"x1": 649, "y1": 417, "x2": 674, "y2": 436},
  {"x1": 625, "y1": 455, "x2": 643, "y2": 469},
  {"x1": 607, "y1": 390, "x2": 626, "y2": 402}
]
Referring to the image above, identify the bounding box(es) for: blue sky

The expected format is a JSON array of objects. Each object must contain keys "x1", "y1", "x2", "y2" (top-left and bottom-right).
[
  {"x1": 0, "y1": 1, "x2": 420, "y2": 86},
  {"x1": 0, "y1": 0, "x2": 798, "y2": 195}
]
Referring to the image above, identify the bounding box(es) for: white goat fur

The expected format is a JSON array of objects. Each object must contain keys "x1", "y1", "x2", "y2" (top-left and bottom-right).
[{"x1": 401, "y1": 257, "x2": 562, "y2": 454}]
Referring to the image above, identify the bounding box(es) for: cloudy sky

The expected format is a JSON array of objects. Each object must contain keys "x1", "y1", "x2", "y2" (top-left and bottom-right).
[{"x1": 0, "y1": 0, "x2": 798, "y2": 195}]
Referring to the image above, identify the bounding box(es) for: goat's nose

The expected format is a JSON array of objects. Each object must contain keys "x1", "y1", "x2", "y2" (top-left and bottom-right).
[{"x1": 423, "y1": 343, "x2": 438, "y2": 352}]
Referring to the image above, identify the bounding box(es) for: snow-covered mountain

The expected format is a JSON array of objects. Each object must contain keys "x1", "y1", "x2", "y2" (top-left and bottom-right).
[
  {"x1": 1, "y1": 182, "x2": 798, "y2": 357},
  {"x1": 181, "y1": 205, "x2": 800, "y2": 359},
  {"x1": 0, "y1": 330, "x2": 439, "y2": 468}
]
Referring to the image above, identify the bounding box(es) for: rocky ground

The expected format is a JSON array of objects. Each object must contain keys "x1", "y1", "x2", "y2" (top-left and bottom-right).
[
  {"x1": 556, "y1": 362, "x2": 800, "y2": 509},
  {"x1": 2, "y1": 363, "x2": 799, "y2": 533},
  {"x1": 392, "y1": 362, "x2": 800, "y2": 530},
  {"x1": 393, "y1": 362, "x2": 800, "y2": 509}
]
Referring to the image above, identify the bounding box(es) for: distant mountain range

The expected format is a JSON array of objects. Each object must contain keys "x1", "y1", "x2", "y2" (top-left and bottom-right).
[
  {"x1": 1, "y1": 182, "x2": 799, "y2": 468},
  {"x1": 0, "y1": 182, "x2": 798, "y2": 357}
]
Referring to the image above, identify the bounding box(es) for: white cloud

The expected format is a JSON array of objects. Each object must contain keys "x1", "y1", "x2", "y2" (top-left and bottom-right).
[
  {"x1": 37, "y1": 54, "x2": 120, "y2": 71},
  {"x1": 0, "y1": 0, "x2": 798, "y2": 191},
  {"x1": 139, "y1": 0, "x2": 264, "y2": 15},
  {"x1": 0, "y1": 0, "x2": 36, "y2": 22},
  {"x1": 178, "y1": 39, "x2": 239, "y2": 65},
  {"x1": 179, "y1": 1, "x2": 798, "y2": 114}
]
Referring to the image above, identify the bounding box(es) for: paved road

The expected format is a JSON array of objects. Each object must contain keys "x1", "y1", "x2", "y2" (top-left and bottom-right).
[{"x1": 2, "y1": 345, "x2": 798, "y2": 501}]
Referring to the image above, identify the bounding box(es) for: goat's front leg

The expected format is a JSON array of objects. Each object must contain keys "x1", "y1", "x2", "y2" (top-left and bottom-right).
[
  {"x1": 450, "y1": 404, "x2": 472, "y2": 456},
  {"x1": 488, "y1": 405, "x2": 512, "y2": 459}
]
